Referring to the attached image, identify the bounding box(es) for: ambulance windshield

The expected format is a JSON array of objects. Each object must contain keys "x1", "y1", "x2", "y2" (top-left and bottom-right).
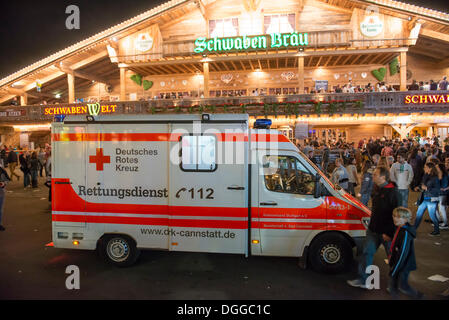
[{"x1": 298, "y1": 150, "x2": 335, "y2": 189}]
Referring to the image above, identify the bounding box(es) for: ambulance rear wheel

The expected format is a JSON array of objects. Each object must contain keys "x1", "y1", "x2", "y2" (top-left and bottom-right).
[
  {"x1": 99, "y1": 235, "x2": 140, "y2": 267},
  {"x1": 308, "y1": 233, "x2": 352, "y2": 274}
]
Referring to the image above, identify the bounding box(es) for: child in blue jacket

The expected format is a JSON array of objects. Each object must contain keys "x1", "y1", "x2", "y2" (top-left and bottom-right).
[{"x1": 388, "y1": 207, "x2": 423, "y2": 298}]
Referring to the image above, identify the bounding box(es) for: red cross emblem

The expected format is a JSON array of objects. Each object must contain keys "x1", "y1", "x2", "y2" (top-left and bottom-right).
[{"x1": 89, "y1": 148, "x2": 110, "y2": 171}]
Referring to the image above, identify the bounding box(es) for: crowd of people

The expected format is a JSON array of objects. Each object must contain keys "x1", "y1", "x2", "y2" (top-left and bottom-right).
[
  {"x1": 150, "y1": 76, "x2": 448, "y2": 97},
  {"x1": 312, "y1": 76, "x2": 449, "y2": 94},
  {"x1": 301, "y1": 134, "x2": 449, "y2": 298},
  {"x1": 14, "y1": 76, "x2": 446, "y2": 106},
  {"x1": 408, "y1": 76, "x2": 449, "y2": 91},
  {"x1": 302, "y1": 135, "x2": 449, "y2": 231},
  {"x1": 0, "y1": 145, "x2": 52, "y2": 189},
  {"x1": 0, "y1": 145, "x2": 52, "y2": 232}
]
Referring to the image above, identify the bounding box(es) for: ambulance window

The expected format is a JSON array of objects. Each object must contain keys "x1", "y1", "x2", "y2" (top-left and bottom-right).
[
  {"x1": 181, "y1": 135, "x2": 217, "y2": 172},
  {"x1": 263, "y1": 156, "x2": 315, "y2": 195}
]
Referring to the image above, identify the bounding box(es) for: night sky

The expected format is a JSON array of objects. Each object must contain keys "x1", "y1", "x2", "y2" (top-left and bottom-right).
[{"x1": 0, "y1": 0, "x2": 447, "y2": 78}]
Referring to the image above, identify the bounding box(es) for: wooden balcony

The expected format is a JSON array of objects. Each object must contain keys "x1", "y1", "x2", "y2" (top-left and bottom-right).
[
  {"x1": 117, "y1": 29, "x2": 353, "y2": 63},
  {"x1": 1, "y1": 91, "x2": 448, "y2": 124}
]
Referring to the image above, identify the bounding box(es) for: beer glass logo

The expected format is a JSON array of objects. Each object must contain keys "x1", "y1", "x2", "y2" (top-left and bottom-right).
[{"x1": 87, "y1": 103, "x2": 101, "y2": 116}]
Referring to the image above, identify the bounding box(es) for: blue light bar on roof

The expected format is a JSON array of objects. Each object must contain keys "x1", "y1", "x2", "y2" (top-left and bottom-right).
[{"x1": 254, "y1": 119, "x2": 272, "y2": 129}]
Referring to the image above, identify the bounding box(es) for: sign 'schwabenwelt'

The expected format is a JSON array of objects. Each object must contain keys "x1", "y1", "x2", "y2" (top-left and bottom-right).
[
  {"x1": 194, "y1": 32, "x2": 309, "y2": 54},
  {"x1": 44, "y1": 103, "x2": 117, "y2": 116}
]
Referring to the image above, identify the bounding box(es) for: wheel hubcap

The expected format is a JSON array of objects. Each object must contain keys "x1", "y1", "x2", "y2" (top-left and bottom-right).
[
  {"x1": 321, "y1": 245, "x2": 341, "y2": 264},
  {"x1": 107, "y1": 238, "x2": 130, "y2": 262}
]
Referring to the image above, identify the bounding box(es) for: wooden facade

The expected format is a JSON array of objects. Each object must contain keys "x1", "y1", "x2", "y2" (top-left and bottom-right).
[
  {"x1": 1, "y1": 0, "x2": 449, "y2": 143},
  {"x1": 1, "y1": 0, "x2": 449, "y2": 103}
]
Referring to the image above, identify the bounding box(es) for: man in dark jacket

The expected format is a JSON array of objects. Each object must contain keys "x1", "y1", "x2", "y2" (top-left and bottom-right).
[
  {"x1": 430, "y1": 80, "x2": 438, "y2": 90},
  {"x1": 347, "y1": 166, "x2": 398, "y2": 289},
  {"x1": 408, "y1": 80, "x2": 419, "y2": 91},
  {"x1": 19, "y1": 152, "x2": 31, "y2": 188}
]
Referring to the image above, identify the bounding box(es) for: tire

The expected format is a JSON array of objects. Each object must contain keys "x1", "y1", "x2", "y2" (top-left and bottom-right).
[
  {"x1": 308, "y1": 233, "x2": 353, "y2": 274},
  {"x1": 99, "y1": 235, "x2": 140, "y2": 267}
]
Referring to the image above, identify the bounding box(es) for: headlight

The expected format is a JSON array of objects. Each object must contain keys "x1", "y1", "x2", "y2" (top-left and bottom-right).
[{"x1": 361, "y1": 217, "x2": 370, "y2": 229}]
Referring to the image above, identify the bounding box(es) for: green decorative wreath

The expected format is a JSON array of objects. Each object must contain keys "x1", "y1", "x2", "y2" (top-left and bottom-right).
[
  {"x1": 143, "y1": 80, "x2": 153, "y2": 91},
  {"x1": 371, "y1": 68, "x2": 386, "y2": 82},
  {"x1": 389, "y1": 58, "x2": 399, "y2": 76},
  {"x1": 130, "y1": 74, "x2": 142, "y2": 86},
  {"x1": 131, "y1": 75, "x2": 154, "y2": 91}
]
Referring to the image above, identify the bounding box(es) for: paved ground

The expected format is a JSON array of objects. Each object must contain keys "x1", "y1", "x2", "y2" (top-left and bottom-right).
[{"x1": 0, "y1": 175, "x2": 448, "y2": 300}]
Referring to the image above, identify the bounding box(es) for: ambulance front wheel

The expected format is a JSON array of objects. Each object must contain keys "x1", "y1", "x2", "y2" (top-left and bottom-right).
[
  {"x1": 99, "y1": 235, "x2": 141, "y2": 267},
  {"x1": 308, "y1": 233, "x2": 353, "y2": 274}
]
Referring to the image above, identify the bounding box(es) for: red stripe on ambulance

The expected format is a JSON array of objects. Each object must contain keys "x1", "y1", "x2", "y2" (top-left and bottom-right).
[
  {"x1": 51, "y1": 132, "x2": 290, "y2": 143},
  {"x1": 52, "y1": 179, "x2": 364, "y2": 230}
]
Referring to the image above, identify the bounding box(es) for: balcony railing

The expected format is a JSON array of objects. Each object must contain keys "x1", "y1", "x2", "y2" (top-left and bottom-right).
[{"x1": 1, "y1": 91, "x2": 448, "y2": 123}]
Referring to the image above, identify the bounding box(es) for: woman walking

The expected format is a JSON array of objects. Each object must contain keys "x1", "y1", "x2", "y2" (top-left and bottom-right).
[
  {"x1": 414, "y1": 162, "x2": 441, "y2": 236},
  {"x1": 435, "y1": 160, "x2": 448, "y2": 229}
]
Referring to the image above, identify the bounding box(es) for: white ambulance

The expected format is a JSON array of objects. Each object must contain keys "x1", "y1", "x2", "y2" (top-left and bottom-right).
[{"x1": 51, "y1": 113, "x2": 370, "y2": 273}]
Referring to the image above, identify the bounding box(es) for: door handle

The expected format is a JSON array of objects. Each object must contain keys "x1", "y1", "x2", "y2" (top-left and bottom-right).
[
  {"x1": 260, "y1": 201, "x2": 278, "y2": 206},
  {"x1": 227, "y1": 186, "x2": 245, "y2": 190}
]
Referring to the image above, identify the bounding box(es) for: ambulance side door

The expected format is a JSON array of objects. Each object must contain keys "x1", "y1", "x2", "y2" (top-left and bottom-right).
[
  {"x1": 256, "y1": 152, "x2": 325, "y2": 256},
  {"x1": 95, "y1": 123, "x2": 170, "y2": 250}
]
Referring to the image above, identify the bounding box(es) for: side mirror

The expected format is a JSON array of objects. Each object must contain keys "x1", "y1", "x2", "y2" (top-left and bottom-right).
[{"x1": 314, "y1": 174, "x2": 321, "y2": 198}]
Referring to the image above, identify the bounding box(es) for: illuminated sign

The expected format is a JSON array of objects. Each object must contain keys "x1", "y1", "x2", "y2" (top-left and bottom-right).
[
  {"x1": 404, "y1": 95, "x2": 449, "y2": 104},
  {"x1": 44, "y1": 103, "x2": 117, "y2": 116},
  {"x1": 194, "y1": 32, "x2": 308, "y2": 54},
  {"x1": 87, "y1": 103, "x2": 101, "y2": 116}
]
